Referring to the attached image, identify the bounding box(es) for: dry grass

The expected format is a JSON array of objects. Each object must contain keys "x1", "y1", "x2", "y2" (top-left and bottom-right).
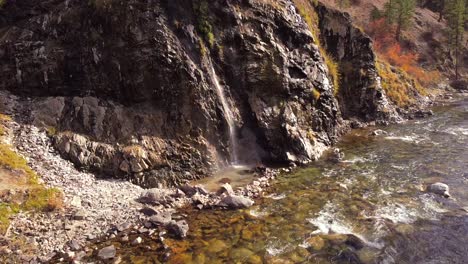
[
  {"x1": 258, "y1": 0, "x2": 284, "y2": 9},
  {"x1": 122, "y1": 145, "x2": 146, "y2": 157},
  {"x1": 376, "y1": 59, "x2": 428, "y2": 107},
  {"x1": 23, "y1": 187, "x2": 64, "y2": 212},
  {"x1": 312, "y1": 87, "x2": 321, "y2": 100}
]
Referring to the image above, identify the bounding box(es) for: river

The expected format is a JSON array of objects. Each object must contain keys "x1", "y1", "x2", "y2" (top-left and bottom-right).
[{"x1": 88, "y1": 96, "x2": 468, "y2": 263}]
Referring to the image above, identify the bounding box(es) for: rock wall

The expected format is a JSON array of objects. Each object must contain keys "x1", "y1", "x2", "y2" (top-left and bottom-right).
[
  {"x1": 316, "y1": 3, "x2": 399, "y2": 123},
  {"x1": 0, "y1": 0, "x2": 399, "y2": 187}
]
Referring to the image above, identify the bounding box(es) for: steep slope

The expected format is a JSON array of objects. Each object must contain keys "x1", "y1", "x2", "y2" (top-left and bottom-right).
[
  {"x1": 320, "y1": 0, "x2": 468, "y2": 80},
  {"x1": 0, "y1": 0, "x2": 400, "y2": 187}
]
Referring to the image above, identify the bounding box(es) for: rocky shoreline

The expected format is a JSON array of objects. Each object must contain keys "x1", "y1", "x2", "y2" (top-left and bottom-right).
[
  {"x1": 0, "y1": 92, "x2": 280, "y2": 263},
  {"x1": 1, "y1": 89, "x2": 460, "y2": 263}
]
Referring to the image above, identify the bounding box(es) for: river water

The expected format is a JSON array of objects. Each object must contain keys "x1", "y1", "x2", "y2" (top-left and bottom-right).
[{"x1": 90, "y1": 96, "x2": 468, "y2": 263}]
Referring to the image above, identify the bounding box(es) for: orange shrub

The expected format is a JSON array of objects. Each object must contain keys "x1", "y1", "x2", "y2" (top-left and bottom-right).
[{"x1": 367, "y1": 19, "x2": 440, "y2": 88}]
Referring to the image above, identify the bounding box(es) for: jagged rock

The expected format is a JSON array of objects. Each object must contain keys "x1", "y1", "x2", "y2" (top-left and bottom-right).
[
  {"x1": 97, "y1": 245, "x2": 116, "y2": 260},
  {"x1": 219, "y1": 195, "x2": 254, "y2": 209},
  {"x1": 166, "y1": 220, "x2": 189, "y2": 239},
  {"x1": 428, "y1": 182, "x2": 450, "y2": 198},
  {"x1": 414, "y1": 110, "x2": 434, "y2": 118},
  {"x1": 0, "y1": 0, "x2": 407, "y2": 190}
]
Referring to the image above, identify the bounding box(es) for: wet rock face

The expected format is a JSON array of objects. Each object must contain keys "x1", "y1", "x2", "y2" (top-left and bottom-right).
[{"x1": 0, "y1": 1, "x2": 395, "y2": 186}]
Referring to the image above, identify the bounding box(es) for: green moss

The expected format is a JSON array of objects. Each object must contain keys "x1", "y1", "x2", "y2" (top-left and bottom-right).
[
  {"x1": 46, "y1": 126, "x2": 57, "y2": 137},
  {"x1": 0, "y1": 203, "x2": 20, "y2": 233},
  {"x1": 194, "y1": 0, "x2": 216, "y2": 49}
]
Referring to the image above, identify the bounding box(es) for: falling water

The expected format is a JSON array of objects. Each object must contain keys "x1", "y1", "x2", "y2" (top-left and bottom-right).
[{"x1": 209, "y1": 62, "x2": 239, "y2": 164}]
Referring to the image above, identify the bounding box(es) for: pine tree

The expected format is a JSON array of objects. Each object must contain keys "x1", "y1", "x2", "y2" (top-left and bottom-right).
[
  {"x1": 446, "y1": 0, "x2": 467, "y2": 79},
  {"x1": 384, "y1": 0, "x2": 417, "y2": 41}
]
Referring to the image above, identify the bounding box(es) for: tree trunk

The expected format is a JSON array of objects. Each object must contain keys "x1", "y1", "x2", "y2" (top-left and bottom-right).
[
  {"x1": 455, "y1": 29, "x2": 459, "y2": 80},
  {"x1": 396, "y1": 16, "x2": 402, "y2": 41},
  {"x1": 438, "y1": 0, "x2": 445, "y2": 22}
]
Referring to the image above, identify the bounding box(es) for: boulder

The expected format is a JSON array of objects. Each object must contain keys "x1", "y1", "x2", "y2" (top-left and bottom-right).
[
  {"x1": 167, "y1": 220, "x2": 189, "y2": 239},
  {"x1": 216, "y1": 183, "x2": 234, "y2": 196},
  {"x1": 149, "y1": 211, "x2": 172, "y2": 226},
  {"x1": 179, "y1": 184, "x2": 209, "y2": 197},
  {"x1": 138, "y1": 190, "x2": 172, "y2": 205},
  {"x1": 219, "y1": 195, "x2": 254, "y2": 209},
  {"x1": 428, "y1": 182, "x2": 450, "y2": 198},
  {"x1": 328, "y1": 148, "x2": 345, "y2": 163}
]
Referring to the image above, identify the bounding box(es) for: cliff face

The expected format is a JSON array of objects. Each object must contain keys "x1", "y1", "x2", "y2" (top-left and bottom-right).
[
  {"x1": 316, "y1": 4, "x2": 398, "y2": 122},
  {"x1": 0, "y1": 0, "x2": 398, "y2": 187}
]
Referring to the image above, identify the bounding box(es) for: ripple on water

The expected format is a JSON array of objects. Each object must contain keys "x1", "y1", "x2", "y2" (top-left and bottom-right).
[
  {"x1": 384, "y1": 134, "x2": 428, "y2": 144},
  {"x1": 248, "y1": 208, "x2": 269, "y2": 218},
  {"x1": 307, "y1": 202, "x2": 354, "y2": 235},
  {"x1": 441, "y1": 126, "x2": 468, "y2": 136}
]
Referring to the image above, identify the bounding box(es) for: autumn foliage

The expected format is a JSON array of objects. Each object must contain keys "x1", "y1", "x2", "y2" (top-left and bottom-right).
[{"x1": 367, "y1": 18, "x2": 440, "y2": 87}]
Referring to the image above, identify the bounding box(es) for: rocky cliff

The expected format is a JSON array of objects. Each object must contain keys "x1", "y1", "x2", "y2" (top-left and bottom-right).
[{"x1": 0, "y1": 0, "x2": 399, "y2": 187}]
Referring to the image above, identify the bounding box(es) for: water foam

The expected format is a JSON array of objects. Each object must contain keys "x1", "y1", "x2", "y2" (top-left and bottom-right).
[
  {"x1": 265, "y1": 193, "x2": 287, "y2": 200},
  {"x1": 307, "y1": 202, "x2": 354, "y2": 235}
]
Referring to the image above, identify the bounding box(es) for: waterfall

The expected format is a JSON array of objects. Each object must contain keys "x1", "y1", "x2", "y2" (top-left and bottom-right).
[{"x1": 208, "y1": 62, "x2": 239, "y2": 164}]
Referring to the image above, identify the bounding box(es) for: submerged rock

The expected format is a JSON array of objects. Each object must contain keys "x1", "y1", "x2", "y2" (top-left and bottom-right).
[
  {"x1": 370, "y1": 129, "x2": 388, "y2": 136},
  {"x1": 166, "y1": 220, "x2": 189, "y2": 239},
  {"x1": 219, "y1": 195, "x2": 254, "y2": 209},
  {"x1": 328, "y1": 148, "x2": 345, "y2": 163},
  {"x1": 428, "y1": 182, "x2": 450, "y2": 198},
  {"x1": 97, "y1": 245, "x2": 116, "y2": 260},
  {"x1": 179, "y1": 185, "x2": 209, "y2": 197},
  {"x1": 306, "y1": 236, "x2": 325, "y2": 251}
]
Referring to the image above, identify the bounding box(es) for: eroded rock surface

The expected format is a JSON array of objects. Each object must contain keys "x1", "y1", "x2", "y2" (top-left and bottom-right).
[{"x1": 1, "y1": 0, "x2": 400, "y2": 187}]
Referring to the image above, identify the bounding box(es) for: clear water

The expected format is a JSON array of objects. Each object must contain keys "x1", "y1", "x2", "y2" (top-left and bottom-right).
[{"x1": 87, "y1": 96, "x2": 468, "y2": 263}]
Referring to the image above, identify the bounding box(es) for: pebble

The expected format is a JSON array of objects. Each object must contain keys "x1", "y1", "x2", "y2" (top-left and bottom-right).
[
  {"x1": 1, "y1": 92, "x2": 282, "y2": 260},
  {"x1": 132, "y1": 237, "x2": 143, "y2": 245}
]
